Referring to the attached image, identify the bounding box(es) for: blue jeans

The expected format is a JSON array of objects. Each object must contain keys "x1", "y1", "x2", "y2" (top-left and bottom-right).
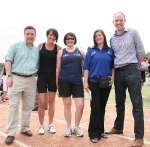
[{"x1": 114, "y1": 64, "x2": 144, "y2": 139}]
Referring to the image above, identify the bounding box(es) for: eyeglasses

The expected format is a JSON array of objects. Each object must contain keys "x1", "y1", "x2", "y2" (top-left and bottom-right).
[{"x1": 66, "y1": 37, "x2": 75, "y2": 40}]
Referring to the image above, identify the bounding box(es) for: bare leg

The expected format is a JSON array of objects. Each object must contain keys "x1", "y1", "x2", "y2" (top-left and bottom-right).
[
  {"x1": 63, "y1": 98, "x2": 72, "y2": 128},
  {"x1": 74, "y1": 98, "x2": 84, "y2": 126},
  {"x1": 38, "y1": 93, "x2": 46, "y2": 125},
  {"x1": 48, "y1": 92, "x2": 56, "y2": 124}
]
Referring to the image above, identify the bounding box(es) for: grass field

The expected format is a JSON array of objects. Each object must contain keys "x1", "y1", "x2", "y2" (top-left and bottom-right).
[
  {"x1": 108, "y1": 85, "x2": 150, "y2": 109},
  {"x1": 85, "y1": 85, "x2": 150, "y2": 109}
]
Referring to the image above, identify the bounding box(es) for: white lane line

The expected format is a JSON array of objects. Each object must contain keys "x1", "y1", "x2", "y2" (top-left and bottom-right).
[
  {"x1": 44, "y1": 115, "x2": 150, "y2": 145},
  {"x1": 1, "y1": 104, "x2": 150, "y2": 146},
  {"x1": 2, "y1": 104, "x2": 150, "y2": 122},
  {"x1": 0, "y1": 131, "x2": 30, "y2": 147},
  {"x1": 113, "y1": 134, "x2": 150, "y2": 145}
]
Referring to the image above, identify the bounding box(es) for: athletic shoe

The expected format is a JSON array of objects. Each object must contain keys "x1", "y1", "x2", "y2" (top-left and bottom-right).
[
  {"x1": 38, "y1": 125, "x2": 45, "y2": 135},
  {"x1": 73, "y1": 126, "x2": 84, "y2": 137},
  {"x1": 47, "y1": 124, "x2": 56, "y2": 134},
  {"x1": 64, "y1": 128, "x2": 72, "y2": 137}
]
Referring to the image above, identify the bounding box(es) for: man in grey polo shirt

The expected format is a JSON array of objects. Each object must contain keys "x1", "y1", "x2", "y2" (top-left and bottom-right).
[
  {"x1": 5, "y1": 26, "x2": 39, "y2": 145},
  {"x1": 108, "y1": 12, "x2": 145, "y2": 147}
]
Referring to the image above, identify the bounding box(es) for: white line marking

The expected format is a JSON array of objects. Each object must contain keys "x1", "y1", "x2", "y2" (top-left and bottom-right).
[
  {"x1": 1, "y1": 104, "x2": 150, "y2": 146},
  {"x1": 2, "y1": 104, "x2": 150, "y2": 122},
  {"x1": 42, "y1": 115, "x2": 150, "y2": 145},
  {"x1": 0, "y1": 131, "x2": 30, "y2": 147},
  {"x1": 113, "y1": 134, "x2": 150, "y2": 145}
]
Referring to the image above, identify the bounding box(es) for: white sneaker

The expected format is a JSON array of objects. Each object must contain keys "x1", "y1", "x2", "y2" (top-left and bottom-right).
[
  {"x1": 47, "y1": 124, "x2": 56, "y2": 134},
  {"x1": 38, "y1": 125, "x2": 45, "y2": 135},
  {"x1": 74, "y1": 126, "x2": 84, "y2": 137},
  {"x1": 64, "y1": 128, "x2": 72, "y2": 137}
]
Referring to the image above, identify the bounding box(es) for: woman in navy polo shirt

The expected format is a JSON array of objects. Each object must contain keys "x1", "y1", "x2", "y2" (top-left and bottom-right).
[{"x1": 83, "y1": 29, "x2": 114, "y2": 143}]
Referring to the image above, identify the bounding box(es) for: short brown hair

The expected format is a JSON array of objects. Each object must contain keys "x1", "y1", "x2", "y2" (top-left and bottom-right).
[
  {"x1": 46, "y1": 28, "x2": 59, "y2": 42},
  {"x1": 64, "y1": 32, "x2": 77, "y2": 45},
  {"x1": 24, "y1": 26, "x2": 36, "y2": 34}
]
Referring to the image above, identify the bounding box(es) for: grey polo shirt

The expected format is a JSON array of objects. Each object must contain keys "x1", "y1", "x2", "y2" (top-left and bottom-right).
[{"x1": 110, "y1": 28, "x2": 145, "y2": 68}]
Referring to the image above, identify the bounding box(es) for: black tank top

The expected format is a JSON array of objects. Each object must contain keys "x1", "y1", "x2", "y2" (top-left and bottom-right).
[{"x1": 38, "y1": 43, "x2": 57, "y2": 75}]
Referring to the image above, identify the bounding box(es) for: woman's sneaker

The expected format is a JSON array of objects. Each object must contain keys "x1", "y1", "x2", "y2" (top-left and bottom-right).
[
  {"x1": 47, "y1": 124, "x2": 56, "y2": 134},
  {"x1": 64, "y1": 128, "x2": 72, "y2": 137},
  {"x1": 38, "y1": 125, "x2": 45, "y2": 135},
  {"x1": 73, "y1": 126, "x2": 84, "y2": 137}
]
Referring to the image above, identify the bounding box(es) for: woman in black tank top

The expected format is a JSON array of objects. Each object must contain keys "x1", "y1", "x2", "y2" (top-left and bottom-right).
[
  {"x1": 37, "y1": 28, "x2": 60, "y2": 135},
  {"x1": 38, "y1": 43, "x2": 57, "y2": 75}
]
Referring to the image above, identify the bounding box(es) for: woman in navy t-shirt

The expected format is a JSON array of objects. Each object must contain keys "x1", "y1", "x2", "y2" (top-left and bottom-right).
[
  {"x1": 83, "y1": 29, "x2": 114, "y2": 143},
  {"x1": 57, "y1": 32, "x2": 84, "y2": 137}
]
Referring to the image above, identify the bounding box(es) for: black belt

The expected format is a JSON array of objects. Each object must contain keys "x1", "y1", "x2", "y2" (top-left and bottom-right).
[
  {"x1": 115, "y1": 63, "x2": 138, "y2": 71},
  {"x1": 12, "y1": 72, "x2": 35, "y2": 77}
]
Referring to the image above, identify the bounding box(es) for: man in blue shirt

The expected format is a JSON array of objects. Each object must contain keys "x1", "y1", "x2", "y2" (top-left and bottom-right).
[
  {"x1": 5, "y1": 26, "x2": 39, "y2": 145},
  {"x1": 108, "y1": 12, "x2": 145, "y2": 147}
]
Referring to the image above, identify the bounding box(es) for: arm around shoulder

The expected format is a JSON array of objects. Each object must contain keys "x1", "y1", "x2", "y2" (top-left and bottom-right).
[{"x1": 37, "y1": 43, "x2": 44, "y2": 49}]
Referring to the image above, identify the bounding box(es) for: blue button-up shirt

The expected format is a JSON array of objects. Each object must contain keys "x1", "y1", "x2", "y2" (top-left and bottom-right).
[
  {"x1": 5, "y1": 41, "x2": 39, "y2": 75},
  {"x1": 83, "y1": 47, "x2": 114, "y2": 83}
]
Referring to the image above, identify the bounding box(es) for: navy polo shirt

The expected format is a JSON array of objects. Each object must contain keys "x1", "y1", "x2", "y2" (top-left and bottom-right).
[{"x1": 83, "y1": 47, "x2": 114, "y2": 83}]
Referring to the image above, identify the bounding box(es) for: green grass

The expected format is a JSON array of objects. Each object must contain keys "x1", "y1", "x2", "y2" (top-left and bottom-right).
[
  {"x1": 141, "y1": 85, "x2": 150, "y2": 108},
  {"x1": 85, "y1": 85, "x2": 150, "y2": 109},
  {"x1": 108, "y1": 85, "x2": 150, "y2": 109}
]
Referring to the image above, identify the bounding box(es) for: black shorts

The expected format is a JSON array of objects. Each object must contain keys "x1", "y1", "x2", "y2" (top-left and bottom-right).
[
  {"x1": 58, "y1": 80, "x2": 84, "y2": 98},
  {"x1": 37, "y1": 74, "x2": 57, "y2": 93}
]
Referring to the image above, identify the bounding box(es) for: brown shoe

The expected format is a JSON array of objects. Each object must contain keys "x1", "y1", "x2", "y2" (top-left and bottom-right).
[
  {"x1": 106, "y1": 128, "x2": 123, "y2": 134},
  {"x1": 21, "y1": 130, "x2": 32, "y2": 136},
  {"x1": 5, "y1": 136, "x2": 15, "y2": 145},
  {"x1": 132, "y1": 139, "x2": 143, "y2": 147}
]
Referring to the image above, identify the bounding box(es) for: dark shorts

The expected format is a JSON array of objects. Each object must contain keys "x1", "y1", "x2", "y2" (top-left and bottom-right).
[
  {"x1": 58, "y1": 79, "x2": 84, "y2": 98},
  {"x1": 37, "y1": 74, "x2": 57, "y2": 93}
]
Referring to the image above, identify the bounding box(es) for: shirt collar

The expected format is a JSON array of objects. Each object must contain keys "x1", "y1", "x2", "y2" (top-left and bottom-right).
[
  {"x1": 114, "y1": 28, "x2": 128, "y2": 36},
  {"x1": 92, "y1": 47, "x2": 109, "y2": 52},
  {"x1": 23, "y1": 41, "x2": 34, "y2": 49}
]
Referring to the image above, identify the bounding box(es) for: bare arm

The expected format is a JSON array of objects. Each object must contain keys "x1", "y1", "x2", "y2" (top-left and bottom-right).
[
  {"x1": 56, "y1": 49, "x2": 62, "y2": 87},
  {"x1": 109, "y1": 68, "x2": 115, "y2": 86},
  {"x1": 5, "y1": 60, "x2": 13, "y2": 87},
  {"x1": 83, "y1": 70, "x2": 89, "y2": 92},
  {"x1": 79, "y1": 49, "x2": 85, "y2": 57},
  {"x1": 38, "y1": 43, "x2": 43, "y2": 49}
]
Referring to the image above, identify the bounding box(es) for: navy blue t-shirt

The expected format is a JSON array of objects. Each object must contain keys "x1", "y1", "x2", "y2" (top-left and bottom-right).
[
  {"x1": 59, "y1": 48, "x2": 83, "y2": 85},
  {"x1": 83, "y1": 47, "x2": 114, "y2": 83}
]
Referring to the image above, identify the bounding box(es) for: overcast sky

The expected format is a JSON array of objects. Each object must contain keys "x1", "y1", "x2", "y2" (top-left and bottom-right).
[{"x1": 0, "y1": 0, "x2": 150, "y2": 62}]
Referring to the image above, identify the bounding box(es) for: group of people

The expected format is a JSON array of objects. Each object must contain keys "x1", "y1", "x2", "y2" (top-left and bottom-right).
[{"x1": 4, "y1": 12, "x2": 145, "y2": 147}]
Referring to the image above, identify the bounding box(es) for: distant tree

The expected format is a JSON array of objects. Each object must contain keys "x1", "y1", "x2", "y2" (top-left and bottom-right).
[{"x1": 145, "y1": 52, "x2": 150, "y2": 59}]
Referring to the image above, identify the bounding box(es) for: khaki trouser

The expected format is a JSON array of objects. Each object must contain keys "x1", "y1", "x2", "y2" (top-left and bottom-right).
[{"x1": 7, "y1": 75, "x2": 37, "y2": 136}]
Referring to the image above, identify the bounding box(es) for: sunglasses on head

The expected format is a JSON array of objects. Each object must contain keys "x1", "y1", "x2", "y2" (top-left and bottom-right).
[{"x1": 66, "y1": 37, "x2": 75, "y2": 40}]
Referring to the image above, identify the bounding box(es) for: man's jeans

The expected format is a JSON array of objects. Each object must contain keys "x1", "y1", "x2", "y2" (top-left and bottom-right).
[{"x1": 114, "y1": 64, "x2": 144, "y2": 139}]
